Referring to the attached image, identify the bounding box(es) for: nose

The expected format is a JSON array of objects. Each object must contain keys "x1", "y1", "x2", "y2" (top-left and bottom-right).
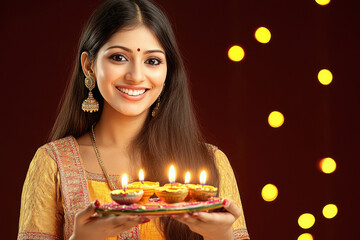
[{"x1": 125, "y1": 61, "x2": 145, "y2": 84}]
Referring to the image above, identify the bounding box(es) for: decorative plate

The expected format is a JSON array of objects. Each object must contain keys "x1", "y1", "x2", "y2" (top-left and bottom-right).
[{"x1": 96, "y1": 197, "x2": 224, "y2": 216}]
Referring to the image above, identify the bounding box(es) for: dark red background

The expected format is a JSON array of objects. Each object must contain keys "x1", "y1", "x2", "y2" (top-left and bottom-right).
[{"x1": 1, "y1": 0, "x2": 359, "y2": 239}]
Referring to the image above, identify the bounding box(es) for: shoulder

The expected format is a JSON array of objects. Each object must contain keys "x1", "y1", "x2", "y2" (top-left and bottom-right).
[
  {"x1": 205, "y1": 143, "x2": 218, "y2": 154},
  {"x1": 205, "y1": 144, "x2": 235, "y2": 177},
  {"x1": 39, "y1": 136, "x2": 77, "y2": 161},
  {"x1": 205, "y1": 143, "x2": 234, "y2": 176},
  {"x1": 28, "y1": 136, "x2": 77, "y2": 175},
  {"x1": 205, "y1": 143, "x2": 229, "y2": 163},
  {"x1": 27, "y1": 139, "x2": 76, "y2": 178}
]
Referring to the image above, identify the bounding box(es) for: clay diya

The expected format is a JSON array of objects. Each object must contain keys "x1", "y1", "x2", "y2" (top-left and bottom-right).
[
  {"x1": 188, "y1": 171, "x2": 217, "y2": 201},
  {"x1": 155, "y1": 165, "x2": 188, "y2": 203},
  {"x1": 110, "y1": 174, "x2": 143, "y2": 205},
  {"x1": 110, "y1": 189, "x2": 144, "y2": 205},
  {"x1": 155, "y1": 185, "x2": 188, "y2": 203},
  {"x1": 128, "y1": 170, "x2": 159, "y2": 203}
]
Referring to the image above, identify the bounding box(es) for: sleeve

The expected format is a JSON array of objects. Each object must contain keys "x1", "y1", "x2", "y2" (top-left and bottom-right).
[
  {"x1": 214, "y1": 149, "x2": 250, "y2": 240},
  {"x1": 18, "y1": 148, "x2": 64, "y2": 240}
]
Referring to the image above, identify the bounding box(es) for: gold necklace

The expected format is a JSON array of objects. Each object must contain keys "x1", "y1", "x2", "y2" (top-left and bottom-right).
[{"x1": 90, "y1": 124, "x2": 118, "y2": 190}]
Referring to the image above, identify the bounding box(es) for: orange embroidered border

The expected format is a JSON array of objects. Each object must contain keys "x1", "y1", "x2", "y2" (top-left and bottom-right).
[
  {"x1": 118, "y1": 227, "x2": 140, "y2": 240},
  {"x1": 18, "y1": 232, "x2": 61, "y2": 240},
  {"x1": 45, "y1": 137, "x2": 90, "y2": 239},
  {"x1": 234, "y1": 228, "x2": 250, "y2": 239},
  {"x1": 44, "y1": 136, "x2": 140, "y2": 240}
]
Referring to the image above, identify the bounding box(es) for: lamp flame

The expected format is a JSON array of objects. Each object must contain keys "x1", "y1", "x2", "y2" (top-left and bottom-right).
[
  {"x1": 139, "y1": 169, "x2": 144, "y2": 183},
  {"x1": 185, "y1": 172, "x2": 191, "y2": 184},
  {"x1": 169, "y1": 165, "x2": 176, "y2": 184},
  {"x1": 122, "y1": 174, "x2": 128, "y2": 191},
  {"x1": 200, "y1": 170, "x2": 206, "y2": 185}
]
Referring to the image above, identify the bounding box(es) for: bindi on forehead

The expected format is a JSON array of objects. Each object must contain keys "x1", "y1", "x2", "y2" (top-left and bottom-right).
[{"x1": 137, "y1": 48, "x2": 140, "y2": 52}]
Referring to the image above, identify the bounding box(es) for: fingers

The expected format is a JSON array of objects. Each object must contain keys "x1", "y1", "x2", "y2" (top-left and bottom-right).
[
  {"x1": 172, "y1": 206, "x2": 238, "y2": 226},
  {"x1": 99, "y1": 215, "x2": 149, "y2": 229},
  {"x1": 190, "y1": 211, "x2": 233, "y2": 224},
  {"x1": 172, "y1": 212, "x2": 235, "y2": 239},
  {"x1": 75, "y1": 200, "x2": 99, "y2": 223},
  {"x1": 112, "y1": 215, "x2": 150, "y2": 227},
  {"x1": 222, "y1": 199, "x2": 242, "y2": 219},
  {"x1": 103, "y1": 215, "x2": 150, "y2": 237},
  {"x1": 73, "y1": 202, "x2": 150, "y2": 240},
  {"x1": 172, "y1": 213, "x2": 198, "y2": 225},
  {"x1": 190, "y1": 212, "x2": 217, "y2": 223}
]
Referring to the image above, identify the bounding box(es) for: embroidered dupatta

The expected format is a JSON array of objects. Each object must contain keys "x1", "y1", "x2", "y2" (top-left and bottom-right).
[{"x1": 18, "y1": 136, "x2": 139, "y2": 240}]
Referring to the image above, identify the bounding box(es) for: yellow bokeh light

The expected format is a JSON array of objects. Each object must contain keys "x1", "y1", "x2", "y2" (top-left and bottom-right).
[
  {"x1": 268, "y1": 111, "x2": 284, "y2": 128},
  {"x1": 315, "y1": 0, "x2": 331, "y2": 6},
  {"x1": 255, "y1": 27, "x2": 271, "y2": 44},
  {"x1": 318, "y1": 69, "x2": 333, "y2": 85},
  {"x1": 261, "y1": 184, "x2": 278, "y2": 202},
  {"x1": 297, "y1": 233, "x2": 314, "y2": 240},
  {"x1": 298, "y1": 213, "x2": 315, "y2": 229},
  {"x1": 319, "y1": 157, "x2": 336, "y2": 174},
  {"x1": 228, "y1": 45, "x2": 245, "y2": 62},
  {"x1": 323, "y1": 204, "x2": 338, "y2": 219}
]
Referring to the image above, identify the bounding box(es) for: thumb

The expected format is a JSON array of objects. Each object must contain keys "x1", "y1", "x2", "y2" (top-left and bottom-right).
[
  {"x1": 222, "y1": 199, "x2": 242, "y2": 219},
  {"x1": 76, "y1": 200, "x2": 100, "y2": 222}
]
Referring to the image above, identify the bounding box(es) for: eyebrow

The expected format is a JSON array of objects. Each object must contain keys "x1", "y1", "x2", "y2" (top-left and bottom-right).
[{"x1": 106, "y1": 45, "x2": 165, "y2": 55}]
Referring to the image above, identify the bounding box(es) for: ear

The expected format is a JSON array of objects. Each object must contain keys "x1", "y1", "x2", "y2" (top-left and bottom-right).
[{"x1": 80, "y1": 52, "x2": 95, "y2": 77}]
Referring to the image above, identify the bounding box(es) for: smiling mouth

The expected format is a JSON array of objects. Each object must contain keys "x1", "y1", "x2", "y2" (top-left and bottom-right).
[{"x1": 116, "y1": 87, "x2": 148, "y2": 96}]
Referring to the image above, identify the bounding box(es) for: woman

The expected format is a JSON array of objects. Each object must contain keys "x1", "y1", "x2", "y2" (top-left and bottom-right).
[{"x1": 18, "y1": 0, "x2": 250, "y2": 239}]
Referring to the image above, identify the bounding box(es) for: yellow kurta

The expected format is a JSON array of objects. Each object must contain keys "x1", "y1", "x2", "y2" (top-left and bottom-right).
[{"x1": 18, "y1": 136, "x2": 249, "y2": 240}]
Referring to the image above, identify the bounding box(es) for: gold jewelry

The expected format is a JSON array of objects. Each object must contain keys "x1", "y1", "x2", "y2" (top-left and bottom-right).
[
  {"x1": 90, "y1": 124, "x2": 117, "y2": 190},
  {"x1": 82, "y1": 75, "x2": 99, "y2": 113},
  {"x1": 151, "y1": 97, "x2": 161, "y2": 117}
]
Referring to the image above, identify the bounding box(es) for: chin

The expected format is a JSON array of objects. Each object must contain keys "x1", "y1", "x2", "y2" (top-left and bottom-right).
[
  {"x1": 115, "y1": 108, "x2": 149, "y2": 118},
  {"x1": 104, "y1": 101, "x2": 151, "y2": 118}
]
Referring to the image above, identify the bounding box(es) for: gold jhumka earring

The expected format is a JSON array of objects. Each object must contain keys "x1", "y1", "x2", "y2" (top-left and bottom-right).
[
  {"x1": 151, "y1": 97, "x2": 161, "y2": 117},
  {"x1": 81, "y1": 74, "x2": 99, "y2": 113}
]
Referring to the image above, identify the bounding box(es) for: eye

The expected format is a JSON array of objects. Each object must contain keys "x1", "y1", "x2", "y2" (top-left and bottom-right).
[
  {"x1": 145, "y1": 57, "x2": 162, "y2": 66},
  {"x1": 110, "y1": 54, "x2": 128, "y2": 62}
]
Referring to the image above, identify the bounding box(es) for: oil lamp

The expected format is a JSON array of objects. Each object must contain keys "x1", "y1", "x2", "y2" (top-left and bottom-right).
[
  {"x1": 110, "y1": 174, "x2": 143, "y2": 205},
  {"x1": 155, "y1": 165, "x2": 188, "y2": 203},
  {"x1": 127, "y1": 169, "x2": 159, "y2": 203},
  {"x1": 189, "y1": 170, "x2": 218, "y2": 201}
]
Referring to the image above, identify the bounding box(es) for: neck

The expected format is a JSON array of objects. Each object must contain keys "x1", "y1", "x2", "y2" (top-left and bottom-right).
[{"x1": 94, "y1": 103, "x2": 149, "y2": 149}]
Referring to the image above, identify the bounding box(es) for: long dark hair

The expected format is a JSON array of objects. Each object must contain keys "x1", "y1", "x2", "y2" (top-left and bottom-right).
[{"x1": 50, "y1": 0, "x2": 219, "y2": 239}]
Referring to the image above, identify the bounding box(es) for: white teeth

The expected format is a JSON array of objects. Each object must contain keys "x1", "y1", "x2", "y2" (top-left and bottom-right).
[{"x1": 118, "y1": 87, "x2": 146, "y2": 96}]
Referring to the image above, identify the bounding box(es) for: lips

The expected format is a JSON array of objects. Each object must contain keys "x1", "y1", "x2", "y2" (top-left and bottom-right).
[
  {"x1": 115, "y1": 86, "x2": 149, "y2": 101},
  {"x1": 117, "y1": 87, "x2": 147, "y2": 96},
  {"x1": 116, "y1": 86, "x2": 149, "y2": 96}
]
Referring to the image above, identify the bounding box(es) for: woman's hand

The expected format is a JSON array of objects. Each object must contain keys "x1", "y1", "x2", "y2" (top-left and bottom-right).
[
  {"x1": 69, "y1": 200, "x2": 149, "y2": 240},
  {"x1": 171, "y1": 199, "x2": 241, "y2": 240}
]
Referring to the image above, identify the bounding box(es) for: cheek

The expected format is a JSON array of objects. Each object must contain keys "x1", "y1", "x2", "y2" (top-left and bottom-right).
[
  {"x1": 94, "y1": 60, "x2": 106, "y2": 82},
  {"x1": 94, "y1": 62, "x2": 117, "y2": 100},
  {"x1": 152, "y1": 66, "x2": 167, "y2": 84},
  {"x1": 95, "y1": 61, "x2": 121, "y2": 85}
]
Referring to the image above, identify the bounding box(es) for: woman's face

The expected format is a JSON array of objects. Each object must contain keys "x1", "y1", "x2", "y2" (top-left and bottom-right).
[{"x1": 93, "y1": 24, "x2": 167, "y2": 118}]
